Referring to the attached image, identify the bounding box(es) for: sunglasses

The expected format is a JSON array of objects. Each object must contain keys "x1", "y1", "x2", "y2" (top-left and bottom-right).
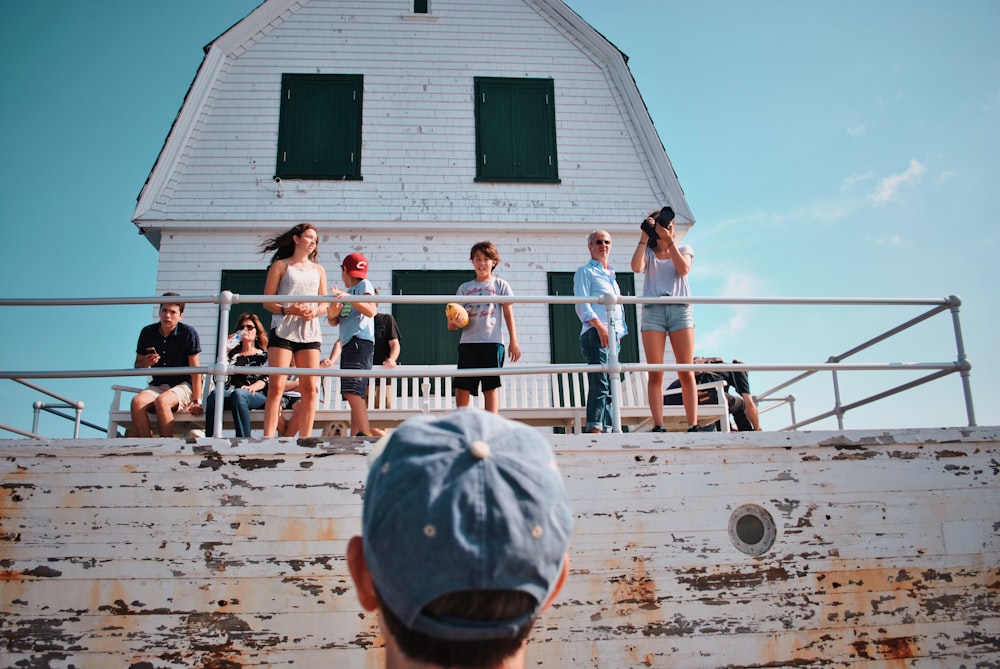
[
  {"x1": 593, "y1": 239, "x2": 612, "y2": 246},
  {"x1": 240, "y1": 324, "x2": 256, "y2": 330}
]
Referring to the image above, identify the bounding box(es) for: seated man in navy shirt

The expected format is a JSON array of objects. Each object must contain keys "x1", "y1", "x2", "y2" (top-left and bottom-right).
[
  {"x1": 664, "y1": 357, "x2": 761, "y2": 431},
  {"x1": 131, "y1": 292, "x2": 203, "y2": 437}
]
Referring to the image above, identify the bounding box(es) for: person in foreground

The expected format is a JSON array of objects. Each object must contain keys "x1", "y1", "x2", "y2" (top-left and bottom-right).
[
  {"x1": 573, "y1": 230, "x2": 627, "y2": 433},
  {"x1": 347, "y1": 408, "x2": 574, "y2": 669},
  {"x1": 131, "y1": 292, "x2": 203, "y2": 437}
]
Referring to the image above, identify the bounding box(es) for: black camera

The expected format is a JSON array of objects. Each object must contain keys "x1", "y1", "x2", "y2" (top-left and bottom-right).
[{"x1": 655, "y1": 206, "x2": 675, "y2": 228}]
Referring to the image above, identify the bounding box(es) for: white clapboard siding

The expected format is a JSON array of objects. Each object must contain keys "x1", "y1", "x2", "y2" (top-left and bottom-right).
[
  {"x1": 138, "y1": 0, "x2": 679, "y2": 224},
  {"x1": 2, "y1": 427, "x2": 998, "y2": 668},
  {"x1": 134, "y1": 1, "x2": 693, "y2": 377}
]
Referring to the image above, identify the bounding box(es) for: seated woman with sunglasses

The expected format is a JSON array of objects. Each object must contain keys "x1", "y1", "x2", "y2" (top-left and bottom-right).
[{"x1": 205, "y1": 313, "x2": 269, "y2": 437}]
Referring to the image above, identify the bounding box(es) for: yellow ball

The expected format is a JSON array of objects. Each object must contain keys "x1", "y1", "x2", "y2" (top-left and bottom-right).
[{"x1": 446, "y1": 302, "x2": 470, "y2": 328}]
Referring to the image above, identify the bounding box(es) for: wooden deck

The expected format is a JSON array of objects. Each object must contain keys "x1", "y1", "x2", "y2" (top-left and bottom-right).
[{"x1": 2, "y1": 426, "x2": 997, "y2": 667}]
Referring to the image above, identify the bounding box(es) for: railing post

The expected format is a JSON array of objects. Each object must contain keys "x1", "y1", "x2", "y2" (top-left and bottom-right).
[
  {"x1": 213, "y1": 291, "x2": 235, "y2": 437},
  {"x1": 947, "y1": 295, "x2": 977, "y2": 427},
  {"x1": 32, "y1": 400, "x2": 42, "y2": 435},
  {"x1": 73, "y1": 403, "x2": 83, "y2": 439},
  {"x1": 829, "y1": 358, "x2": 845, "y2": 430},
  {"x1": 604, "y1": 293, "x2": 623, "y2": 433}
]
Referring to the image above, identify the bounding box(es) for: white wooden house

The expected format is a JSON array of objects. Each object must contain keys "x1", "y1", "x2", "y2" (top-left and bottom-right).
[{"x1": 134, "y1": 0, "x2": 693, "y2": 370}]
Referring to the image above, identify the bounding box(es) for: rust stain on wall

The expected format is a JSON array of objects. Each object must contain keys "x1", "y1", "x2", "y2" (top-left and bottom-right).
[{"x1": 2, "y1": 430, "x2": 998, "y2": 667}]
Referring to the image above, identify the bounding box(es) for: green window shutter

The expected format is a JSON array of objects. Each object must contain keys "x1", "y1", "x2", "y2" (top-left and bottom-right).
[
  {"x1": 475, "y1": 77, "x2": 559, "y2": 183},
  {"x1": 276, "y1": 74, "x2": 363, "y2": 180},
  {"x1": 220, "y1": 269, "x2": 270, "y2": 341},
  {"x1": 547, "y1": 272, "x2": 638, "y2": 364},
  {"x1": 413, "y1": 0, "x2": 429, "y2": 13},
  {"x1": 391, "y1": 270, "x2": 472, "y2": 365}
]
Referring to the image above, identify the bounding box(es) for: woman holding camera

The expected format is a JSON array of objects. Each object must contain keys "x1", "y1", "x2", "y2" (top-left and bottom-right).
[{"x1": 631, "y1": 206, "x2": 704, "y2": 432}]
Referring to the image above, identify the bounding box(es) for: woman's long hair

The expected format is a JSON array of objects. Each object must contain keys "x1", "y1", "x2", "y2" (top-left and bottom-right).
[
  {"x1": 259, "y1": 223, "x2": 319, "y2": 266},
  {"x1": 230, "y1": 312, "x2": 269, "y2": 353}
]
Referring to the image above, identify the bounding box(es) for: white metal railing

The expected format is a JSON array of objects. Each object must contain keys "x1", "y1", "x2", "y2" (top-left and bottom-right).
[{"x1": 0, "y1": 292, "x2": 974, "y2": 437}]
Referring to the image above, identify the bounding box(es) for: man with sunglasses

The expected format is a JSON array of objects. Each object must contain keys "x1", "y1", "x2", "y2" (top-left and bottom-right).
[{"x1": 573, "y1": 231, "x2": 628, "y2": 433}]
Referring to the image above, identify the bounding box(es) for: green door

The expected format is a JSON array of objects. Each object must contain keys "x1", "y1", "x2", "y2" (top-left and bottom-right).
[
  {"x1": 220, "y1": 269, "x2": 270, "y2": 340},
  {"x1": 391, "y1": 270, "x2": 472, "y2": 365},
  {"x1": 547, "y1": 272, "x2": 639, "y2": 364}
]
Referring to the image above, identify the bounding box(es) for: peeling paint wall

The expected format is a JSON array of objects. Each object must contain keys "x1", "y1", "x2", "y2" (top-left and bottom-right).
[{"x1": 2, "y1": 427, "x2": 998, "y2": 668}]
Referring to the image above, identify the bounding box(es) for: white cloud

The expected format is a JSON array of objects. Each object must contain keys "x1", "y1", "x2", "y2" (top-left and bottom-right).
[
  {"x1": 694, "y1": 266, "x2": 763, "y2": 353},
  {"x1": 873, "y1": 234, "x2": 905, "y2": 246},
  {"x1": 870, "y1": 159, "x2": 926, "y2": 203},
  {"x1": 841, "y1": 170, "x2": 875, "y2": 192},
  {"x1": 847, "y1": 123, "x2": 866, "y2": 138}
]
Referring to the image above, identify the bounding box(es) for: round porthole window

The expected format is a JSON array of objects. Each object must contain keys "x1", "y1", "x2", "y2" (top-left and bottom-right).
[{"x1": 728, "y1": 504, "x2": 777, "y2": 556}]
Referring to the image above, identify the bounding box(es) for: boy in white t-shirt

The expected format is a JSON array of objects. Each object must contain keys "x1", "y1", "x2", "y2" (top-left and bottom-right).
[{"x1": 447, "y1": 241, "x2": 521, "y2": 413}]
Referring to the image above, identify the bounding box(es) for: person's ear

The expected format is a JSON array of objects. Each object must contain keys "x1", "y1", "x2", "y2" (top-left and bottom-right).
[
  {"x1": 540, "y1": 554, "x2": 570, "y2": 613},
  {"x1": 347, "y1": 536, "x2": 379, "y2": 611}
]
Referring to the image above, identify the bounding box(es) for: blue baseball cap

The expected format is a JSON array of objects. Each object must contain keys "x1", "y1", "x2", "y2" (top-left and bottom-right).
[{"x1": 361, "y1": 408, "x2": 574, "y2": 641}]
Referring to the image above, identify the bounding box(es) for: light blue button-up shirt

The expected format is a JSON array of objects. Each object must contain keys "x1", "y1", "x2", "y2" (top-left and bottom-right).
[{"x1": 573, "y1": 259, "x2": 627, "y2": 339}]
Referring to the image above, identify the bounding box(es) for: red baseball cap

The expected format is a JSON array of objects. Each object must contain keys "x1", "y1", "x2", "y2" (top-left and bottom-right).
[{"x1": 342, "y1": 252, "x2": 369, "y2": 279}]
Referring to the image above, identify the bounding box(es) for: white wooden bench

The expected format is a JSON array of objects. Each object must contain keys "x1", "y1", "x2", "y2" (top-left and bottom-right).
[{"x1": 107, "y1": 367, "x2": 729, "y2": 436}]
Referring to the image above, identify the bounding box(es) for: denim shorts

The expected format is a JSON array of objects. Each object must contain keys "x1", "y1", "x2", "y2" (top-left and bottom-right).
[{"x1": 641, "y1": 303, "x2": 694, "y2": 333}]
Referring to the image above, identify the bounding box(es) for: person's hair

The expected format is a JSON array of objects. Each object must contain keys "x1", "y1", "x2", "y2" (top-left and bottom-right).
[
  {"x1": 160, "y1": 291, "x2": 185, "y2": 313},
  {"x1": 259, "y1": 223, "x2": 319, "y2": 266},
  {"x1": 378, "y1": 589, "x2": 537, "y2": 668},
  {"x1": 587, "y1": 230, "x2": 610, "y2": 245},
  {"x1": 233, "y1": 312, "x2": 268, "y2": 351},
  {"x1": 470, "y1": 241, "x2": 500, "y2": 270}
]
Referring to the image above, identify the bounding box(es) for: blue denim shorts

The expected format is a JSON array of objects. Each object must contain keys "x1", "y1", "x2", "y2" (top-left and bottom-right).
[{"x1": 641, "y1": 303, "x2": 694, "y2": 333}]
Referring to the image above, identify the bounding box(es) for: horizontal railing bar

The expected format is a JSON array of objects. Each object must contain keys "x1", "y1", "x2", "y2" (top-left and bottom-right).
[
  {"x1": 0, "y1": 361, "x2": 963, "y2": 381},
  {"x1": 10, "y1": 377, "x2": 84, "y2": 408},
  {"x1": 36, "y1": 406, "x2": 108, "y2": 434},
  {"x1": 0, "y1": 292, "x2": 972, "y2": 434},
  {"x1": 777, "y1": 369, "x2": 954, "y2": 431},
  {"x1": 0, "y1": 422, "x2": 43, "y2": 439},
  {"x1": 834, "y1": 369, "x2": 955, "y2": 416},
  {"x1": 828, "y1": 303, "x2": 951, "y2": 363},
  {"x1": 0, "y1": 294, "x2": 958, "y2": 308}
]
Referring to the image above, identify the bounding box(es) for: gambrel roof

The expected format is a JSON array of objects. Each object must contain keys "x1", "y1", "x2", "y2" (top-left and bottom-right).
[{"x1": 134, "y1": 0, "x2": 693, "y2": 247}]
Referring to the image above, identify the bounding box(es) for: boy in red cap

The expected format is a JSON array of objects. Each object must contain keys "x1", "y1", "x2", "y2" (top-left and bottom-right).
[{"x1": 328, "y1": 252, "x2": 377, "y2": 436}]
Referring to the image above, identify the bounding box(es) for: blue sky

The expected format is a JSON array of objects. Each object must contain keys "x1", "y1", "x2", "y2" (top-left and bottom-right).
[{"x1": 1, "y1": 0, "x2": 997, "y2": 436}]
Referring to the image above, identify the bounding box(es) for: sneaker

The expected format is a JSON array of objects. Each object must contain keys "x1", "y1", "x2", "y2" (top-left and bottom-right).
[
  {"x1": 687, "y1": 424, "x2": 715, "y2": 433},
  {"x1": 651, "y1": 425, "x2": 667, "y2": 433}
]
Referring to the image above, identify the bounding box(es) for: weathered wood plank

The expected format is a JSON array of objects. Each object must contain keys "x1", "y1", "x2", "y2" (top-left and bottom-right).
[{"x1": 2, "y1": 427, "x2": 998, "y2": 668}]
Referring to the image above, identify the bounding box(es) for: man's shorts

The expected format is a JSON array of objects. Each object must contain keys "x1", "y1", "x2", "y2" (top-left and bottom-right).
[
  {"x1": 641, "y1": 303, "x2": 694, "y2": 334},
  {"x1": 454, "y1": 343, "x2": 505, "y2": 395},
  {"x1": 341, "y1": 337, "x2": 375, "y2": 398},
  {"x1": 269, "y1": 329, "x2": 323, "y2": 353},
  {"x1": 145, "y1": 382, "x2": 194, "y2": 411}
]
